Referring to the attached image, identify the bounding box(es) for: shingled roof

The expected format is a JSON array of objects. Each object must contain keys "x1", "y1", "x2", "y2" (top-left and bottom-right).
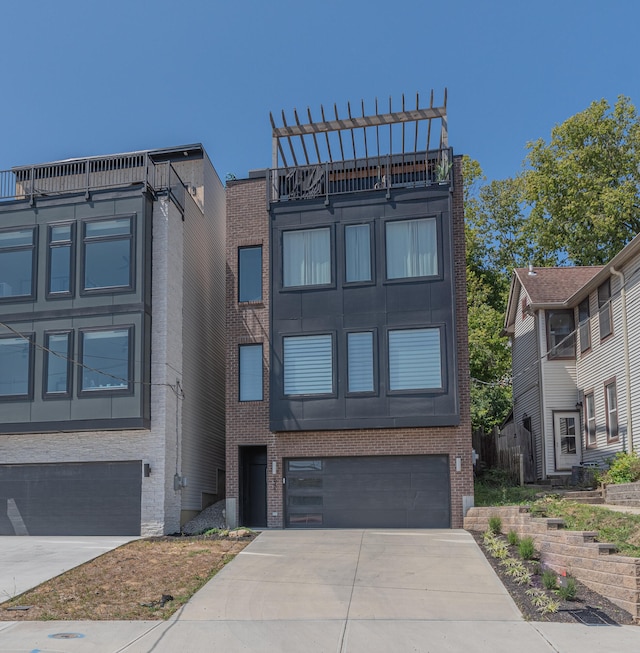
[{"x1": 515, "y1": 266, "x2": 603, "y2": 305}]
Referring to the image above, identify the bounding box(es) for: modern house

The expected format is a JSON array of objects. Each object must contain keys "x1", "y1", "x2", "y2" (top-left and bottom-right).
[
  {"x1": 226, "y1": 92, "x2": 473, "y2": 529},
  {"x1": 0, "y1": 145, "x2": 226, "y2": 536},
  {"x1": 504, "y1": 234, "x2": 640, "y2": 480}
]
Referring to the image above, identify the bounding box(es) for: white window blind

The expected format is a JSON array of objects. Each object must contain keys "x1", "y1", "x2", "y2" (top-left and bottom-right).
[
  {"x1": 388, "y1": 328, "x2": 442, "y2": 390},
  {"x1": 386, "y1": 218, "x2": 437, "y2": 279},
  {"x1": 239, "y1": 344, "x2": 263, "y2": 401},
  {"x1": 283, "y1": 334, "x2": 333, "y2": 395},
  {"x1": 283, "y1": 228, "x2": 330, "y2": 287},
  {"x1": 347, "y1": 332, "x2": 374, "y2": 392},
  {"x1": 345, "y1": 224, "x2": 371, "y2": 282}
]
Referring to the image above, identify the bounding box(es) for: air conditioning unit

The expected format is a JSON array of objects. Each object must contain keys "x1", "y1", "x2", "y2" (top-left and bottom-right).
[{"x1": 0, "y1": 282, "x2": 13, "y2": 297}]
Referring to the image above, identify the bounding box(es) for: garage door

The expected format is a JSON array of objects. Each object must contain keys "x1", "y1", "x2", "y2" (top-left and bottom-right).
[
  {"x1": 284, "y1": 455, "x2": 450, "y2": 528},
  {"x1": 0, "y1": 461, "x2": 142, "y2": 536}
]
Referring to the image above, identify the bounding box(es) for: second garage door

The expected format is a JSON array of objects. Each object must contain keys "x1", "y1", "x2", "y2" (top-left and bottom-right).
[{"x1": 284, "y1": 454, "x2": 450, "y2": 528}]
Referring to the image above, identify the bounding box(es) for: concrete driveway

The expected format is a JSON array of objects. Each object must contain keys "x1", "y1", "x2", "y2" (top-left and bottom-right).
[
  {"x1": 2, "y1": 530, "x2": 640, "y2": 652},
  {"x1": 0, "y1": 536, "x2": 137, "y2": 599}
]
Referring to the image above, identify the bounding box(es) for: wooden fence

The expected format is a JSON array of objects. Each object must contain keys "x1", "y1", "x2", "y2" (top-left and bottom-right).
[{"x1": 473, "y1": 423, "x2": 535, "y2": 484}]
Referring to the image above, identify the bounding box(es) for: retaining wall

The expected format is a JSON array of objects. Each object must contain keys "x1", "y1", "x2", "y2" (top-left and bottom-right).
[
  {"x1": 465, "y1": 506, "x2": 640, "y2": 620},
  {"x1": 606, "y1": 482, "x2": 640, "y2": 507}
]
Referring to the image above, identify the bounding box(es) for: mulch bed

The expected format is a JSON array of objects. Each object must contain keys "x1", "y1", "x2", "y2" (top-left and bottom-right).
[{"x1": 471, "y1": 530, "x2": 635, "y2": 625}]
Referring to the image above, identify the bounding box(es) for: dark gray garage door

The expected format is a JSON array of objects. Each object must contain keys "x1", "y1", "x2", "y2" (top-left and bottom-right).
[
  {"x1": 284, "y1": 455, "x2": 450, "y2": 528},
  {"x1": 0, "y1": 461, "x2": 142, "y2": 536}
]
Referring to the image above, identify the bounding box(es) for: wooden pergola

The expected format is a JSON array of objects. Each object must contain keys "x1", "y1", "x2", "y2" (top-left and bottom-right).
[{"x1": 270, "y1": 90, "x2": 448, "y2": 170}]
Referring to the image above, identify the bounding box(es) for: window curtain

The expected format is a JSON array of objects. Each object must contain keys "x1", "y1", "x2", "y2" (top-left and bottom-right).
[
  {"x1": 283, "y1": 228, "x2": 330, "y2": 287},
  {"x1": 283, "y1": 334, "x2": 333, "y2": 395},
  {"x1": 386, "y1": 218, "x2": 437, "y2": 279},
  {"x1": 347, "y1": 331, "x2": 374, "y2": 392},
  {"x1": 388, "y1": 328, "x2": 442, "y2": 390},
  {"x1": 345, "y1": 224, "x2": 371, "y2": 282}
]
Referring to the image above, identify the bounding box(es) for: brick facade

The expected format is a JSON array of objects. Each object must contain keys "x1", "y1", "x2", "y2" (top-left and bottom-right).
[{"x1": 226, "y1": 159, "x2": 473, "y2": 529}]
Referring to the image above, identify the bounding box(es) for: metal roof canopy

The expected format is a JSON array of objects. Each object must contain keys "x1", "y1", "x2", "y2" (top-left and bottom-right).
[{"x1": 270, "y1": 90, "x2": 448, "y2": 170}]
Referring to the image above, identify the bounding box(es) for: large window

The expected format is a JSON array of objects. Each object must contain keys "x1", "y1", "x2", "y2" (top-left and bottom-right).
[
  {"x1": 44, "y1": 331, "x2": 72, "y2": 397},
  {"x1": 48, "y1": 223, "x2": 74, "y2": 296},
  {"x1": 605, "y1": 380, "x2": 618, "y2": 442},
  {"x1": 546, "y1": 310, "x2": 575, "y2": 359},
  {"x1": 79, "y1": 327, "x2": 132, "y2": 394},
  {"x1": 388, "y1": 328, "x2": 442, "y2": 391},
  {"x1": 283, "y1": 334, "x2": 333, "y2": 395},
  {"x1": 283, "y1": 228, "x2": 330, "y2": 287},
  {"x1": 578, "y1": 298, "x2": 590, "y2": 353},
  {"x1": 83, "y1": 217, "x2": 133, "y2": 292},
  {"x1": 585, "y1": 393, "x2": 596, "y2": 447},
  {"x1": 239, "y1": 344, "x2": 263, "y2": 401},
  {"x1": 598, "y1": 279, "x2": 612, "y2": 339},
  {"x1": 238, "y1": 246, "x2": 262, "y2": 302},
  {"x1": 347, "y1": 331, "x2": 374, "y2": 393},
  {"x1": 344, "y1": 224, "x2": 371, "y2": 283},
  {"x1": 0, "y1": 227, "x2": 36, "y2": 299},
  {"x1": 0, "y1": 334, "x2": 33, "y2": 399},
  {"x1": 385, "y1": 217, "x2": 437, "y2": 279}
]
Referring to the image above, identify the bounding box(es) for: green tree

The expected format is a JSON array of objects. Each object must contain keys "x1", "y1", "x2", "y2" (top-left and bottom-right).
[{"x1": 525, "y1": 96, "x2": 640, "y2": 265}]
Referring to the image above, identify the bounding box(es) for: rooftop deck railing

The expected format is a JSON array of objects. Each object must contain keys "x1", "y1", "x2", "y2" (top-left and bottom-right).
[
  {"x1": 269, "y1": 148, "x2": 452, "y2": 203},
  {"x1": 0, "y1": 153, "x2": 185, "y2": 209}
]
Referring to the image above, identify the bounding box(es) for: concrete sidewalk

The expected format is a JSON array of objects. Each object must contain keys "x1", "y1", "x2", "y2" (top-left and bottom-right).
[{"x1": 1, "y1": 530, "x2": 639, "y2": 652}]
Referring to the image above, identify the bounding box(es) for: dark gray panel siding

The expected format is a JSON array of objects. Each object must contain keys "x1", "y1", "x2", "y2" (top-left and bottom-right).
[
  {"x1": 270, "y1": 187, "x2": 459, "y2": 431},
  {"x1": 0, "y1": 461, "x2": 142, "y2": 535}
]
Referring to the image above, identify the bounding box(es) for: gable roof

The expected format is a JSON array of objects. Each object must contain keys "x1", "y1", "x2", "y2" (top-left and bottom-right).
[{"x1": 515, "y1": 267, "x2": 603, "y2": 305}]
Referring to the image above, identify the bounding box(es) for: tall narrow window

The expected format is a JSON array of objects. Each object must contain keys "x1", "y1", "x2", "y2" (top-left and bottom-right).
[
  {"x1": 283, "y1": 334, "x2": 333, "y2": 395},
  {"x1": 83, "y1": 217, "x2": 133, "y2": 292},
  {"x1": 239, "y1": 344, "x2": 263, "y2": 401},
  {"x1": 283, "y1": 228, "x2": 330, "y2": 287},
  {"x1": 585, "y1": 393, "x2": 596, "y2": 447},
  {"x1": 44, "y1": 331, "x2": 72, "y2": 397},
  {"x1": 48, "y1": 223, "x2": 74, "y2": 296},
  {"x1": 605, "y1": 381, "x2": 618, "y2": 442},
  {"x1": 578, "y1": 298, "x2": 590, "y2": 353},
  {"x1": 345, "y1": 224, "x2": 371, "y2": 283},
  {"x1": 546, "y1": 310, "x2": 575, "y2": 359},
  {"x1": 80, "y1": 327, "x2": 132, "y2": 394},
  {"x1": 0, "y1": 334, "x2": 33, "y2": 399},
  {"x1": 388, "y1": 328, "x2": 442, "y2": 390},
  {"x1": 0, "y1": 227, "x2": 36, "y2": 299},
  {"x1": 238, "y1": 246, "x2": 262, "y2": 302},
  {"x1": 347, "y1": 331, "x2": 374, "y2": 393},
  {"x1": 598, "y1": 279, "x2": 612, "y2": 339},
  {"x1": 386, "y1": 217, "x2": 437, "y2": 279}
]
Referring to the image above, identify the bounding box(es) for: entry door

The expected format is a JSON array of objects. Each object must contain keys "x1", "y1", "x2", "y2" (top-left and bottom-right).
[
  {"x1": 553, "y1": 412, "x2": 581, "y2": 471},
  {"x1": 241, "y1": 447, "x2": 267, "y2": 528}
]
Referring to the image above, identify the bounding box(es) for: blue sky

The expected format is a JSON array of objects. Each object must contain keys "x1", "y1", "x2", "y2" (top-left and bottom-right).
[{"x1": 1, "y1": 0, "x2": 638, "y2": 185}]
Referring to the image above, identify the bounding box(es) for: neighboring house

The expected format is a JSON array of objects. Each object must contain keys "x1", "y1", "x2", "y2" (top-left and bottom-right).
[
  {"x1": 0, "y1": 145, "x2": 226, "y2": 536},
  {"x1": 226, "y1": 93, "x2": 473, "y2": 529},
  {"x1": 504, "y1": 235, "x2": 640, "y2": 480}
]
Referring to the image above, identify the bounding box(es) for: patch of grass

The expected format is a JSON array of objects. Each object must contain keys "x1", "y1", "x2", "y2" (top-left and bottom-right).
[
  {"x1": 507, "y1": 530, "x2": 519, "y2": 546},
  {"x1": 488, "y1": 515, "x2": 502, "y2": 534},
  {"x1": 474, "y1": 480, "x2": 543, "y2": 507},
  {"x1": 531, "y1": 497, "x2": 640, "y2": 557}
]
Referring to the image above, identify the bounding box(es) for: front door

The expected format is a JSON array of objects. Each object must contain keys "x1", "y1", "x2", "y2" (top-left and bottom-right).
[
  {"x1": 553, "y1": 412, "x2": 581, "y2": 471},
  {"x1": 240, "y1": 446, "x2": 267, "y2": 528}
]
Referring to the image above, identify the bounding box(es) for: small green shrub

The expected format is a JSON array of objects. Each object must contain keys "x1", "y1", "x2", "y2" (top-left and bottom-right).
[
  {"x1": 556, "y1": 576, "x2": 578, "y2": 601},
  {"x1": 518, "y1": 536, "x2": 535, "y2": 560},
  {"x1": 600, "y1": 452, "x2": 640, "y2": 485},
  {"x1": 507, "y1": 530, "x2": 519, "y2": 546},
  {"x1": 488, "y1": 515, "x2": 502, "y2": 534},
  {"x1": 542, "y1": 569, "x2": 558, "y2": 590}
]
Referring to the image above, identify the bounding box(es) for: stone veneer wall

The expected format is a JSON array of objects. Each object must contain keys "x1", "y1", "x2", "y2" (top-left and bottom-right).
[{"x1": 465, "y1": 506, "x2": 640, "y2": 620}]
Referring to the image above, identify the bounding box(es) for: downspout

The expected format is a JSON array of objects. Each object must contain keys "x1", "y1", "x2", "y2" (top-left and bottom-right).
[
  {"x1": 537, "y1": 310, "x2": 547, "y2": 480},
  {"x1": 610, "y1": 267, "x2": 633, "y2": 453}
]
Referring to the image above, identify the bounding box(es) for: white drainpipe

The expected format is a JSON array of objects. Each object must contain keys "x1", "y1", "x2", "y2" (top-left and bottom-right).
[{"x1": 610, "y1": 267, "x2": 633, "y2": 453}]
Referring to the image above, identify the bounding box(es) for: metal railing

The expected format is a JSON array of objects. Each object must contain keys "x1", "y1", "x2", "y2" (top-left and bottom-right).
[
  {"x1": 269, "y1": 148, "x2": 453, "y2": 203},
  {"x1": 0, "y1": 153, "x2": 185, "y2": 206}
]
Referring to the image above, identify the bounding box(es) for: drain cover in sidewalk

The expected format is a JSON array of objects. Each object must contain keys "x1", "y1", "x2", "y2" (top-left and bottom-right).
[
  {"x1": 566, "y1": 608, "x2": 618, "y2": 626},
  {"x1": 49, "y1": 632, "x2": 85, "y2": 639}
]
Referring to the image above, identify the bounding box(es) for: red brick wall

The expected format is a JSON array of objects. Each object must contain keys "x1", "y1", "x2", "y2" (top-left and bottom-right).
[{"x1": 226, "y1": 161, "x2": 473, "y2": 529}]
